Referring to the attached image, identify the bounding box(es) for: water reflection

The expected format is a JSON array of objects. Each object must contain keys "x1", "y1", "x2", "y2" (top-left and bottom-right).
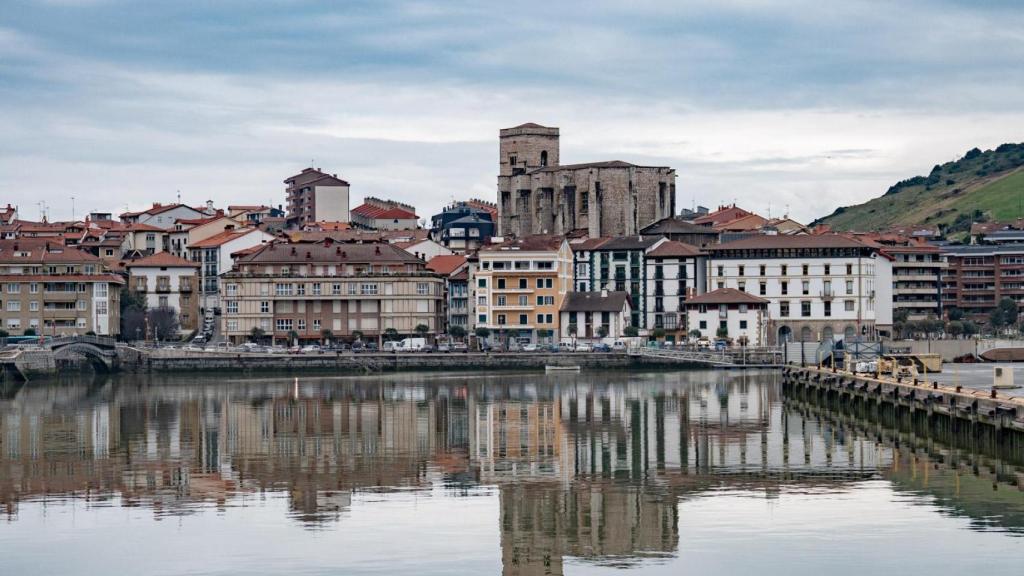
[{"x1": 0, "y1": 370, "x2": 1021, "y2": 575}]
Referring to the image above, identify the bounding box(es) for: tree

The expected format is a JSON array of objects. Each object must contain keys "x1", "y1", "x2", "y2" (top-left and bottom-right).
[
  {"x1": 999, "y1": 298, "x2": 1018, "y2": 327},
  {"x1": 716, "y1": 325, "x2": 729, "y2": 339},
  {"x1": 383, "y1": 327, "x2": 399, "y2": 342},
  {"x1": 320, "y1": 328, "x2": 333, "y2": 345},
  {"x1": 352, "y1": 330, "x2": 364, "y2": 342},
  {"x1": 596, "y1": 325, "x2": 609, "y2": 339},
  {"x1": 0, "y1": 329, "x2": 8, "y2": 339},
  {"x1": 24, "y1": 327, "x2": 37, "y2": 337},
  {"x1": 651, "y1": 328, "x2": 666, "y2": 340},
  {"x1": 414, "y1": 324, "x2": 430, "y2": 338},
  {"x1": 688, "y1": 329, "x2": 701, "y2": 340},
  {"x1": 946, "y1": 320, "x2": 964, "y2": 338},
  {"x1": 623, "y1": 325, "x2": 639, "y2": 337},
  {"x1": 122, "y1": 306, "x2": 146, "y2": 342},
  {"x1": 250, "y1": 326, "x2": 265, "y2": 343},
  {"x1": 146, "y1": 306, "x2": 179, "y2": 341},
  {"x1": 567, "y1": 323, "x2": 578, "y2": 344},
  {"x1": 962, "y1": 320, "x2": 980, "y2": 336},
  {"x1": 449, "y1": 325, "x2": 467, "y2": 340},
  {"x1": 947, "y1": 307, "x2": 964, "y2": 321},
  {"x1": 287, "y1": 330, "x2": 300, "y2": 346},
  {"x1": 120, "y1": 289, "x2": 147, "y2": 341},
  {"x1": 474, "y1": 327, "x2": 491, "y2": 339}
]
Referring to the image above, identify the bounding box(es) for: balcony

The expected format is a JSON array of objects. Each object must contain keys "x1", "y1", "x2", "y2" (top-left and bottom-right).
[
  {"x1": 43, "y1": 291, "x2": 79, "y2": 302},
  {"x1": 155, "y1": 284, "x2": 172, "y2": 293},
  {"x1": 179, "y1": 282, "x2": 193, "y2": 292},
  {"x1": 820, "y1": 289, "x2": 834, "y2": 300}
]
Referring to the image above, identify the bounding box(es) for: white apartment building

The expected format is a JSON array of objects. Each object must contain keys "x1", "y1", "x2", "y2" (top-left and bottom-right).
[
  {"x1": 684, "y1": 288, "x2": 769, "y2": 346},
  {"x1": 706, "y1": 235, "x2": 887, "y2": 344},
  {"x1": 125, "y1": 252, "x2": 200, "y2": 335}
]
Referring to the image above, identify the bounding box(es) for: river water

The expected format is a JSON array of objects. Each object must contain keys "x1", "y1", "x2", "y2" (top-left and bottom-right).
[{"x1": 0, "y1": 370, "x2": 1021, "y2": 575}]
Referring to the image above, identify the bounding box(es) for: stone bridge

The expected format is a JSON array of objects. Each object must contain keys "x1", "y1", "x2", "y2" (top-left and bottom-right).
[{"x1": 46, "y1": 336, "x2": 118, "y2": 372}]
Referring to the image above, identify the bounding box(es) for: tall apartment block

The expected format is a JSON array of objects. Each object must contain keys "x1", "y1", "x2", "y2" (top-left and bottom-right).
[{"x1": 285, "y1": 168, "x2": 351, "y2": 228}]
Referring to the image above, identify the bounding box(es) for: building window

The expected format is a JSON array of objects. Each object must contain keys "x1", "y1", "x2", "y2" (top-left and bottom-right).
[
  {"x1": 417, "y1": 283, "x2": 429, "y2": 295},
  {"x1": 717, "y1": 266, "x2": 724, "y2": 277},
  {"x1": 846, "y1": 263, "x2": 853, "y2": 275},
  {"x1": 497, "y1": 295, "x2": 507, "y2": 306},
  {"x1": 802, "y1": 264, "x2": 809, "y2": 276},
  {"x1": 497, "y1": 314, "x2": 506, "y2": 325},
  {"x1": 226, "y1": 319, "x2": 238, "y2": 331},
  {"x1": 699, "y1": 320, "x2": 707, "y2": 329},
  {"x1": 361, "y1": 283, "x2": 378, "y2": 295},
  {"x1": 496, "y1": 278, "x2": 505, "y2": 289},
  {"x1": 759, "y1": 282, "x2": 766, "y2": 296},
  {"x1": 781, "y1": 281, "x2": 788, "y2": 295},
  {"x1": 29, "y1": 283, "x2": 38, "y2": 294},
  {"x1": 275, "y1": 283, "x2": 293, "y2": 296},
  {"x1": 518, "y1": 314, "x2": 527, "y2": 325},
  {"x1": 519, "y1": 278, "x2": 528, "y2": 289},
  {"x1": 536, "y1": 278, "x2": 544, "y2": 288},
  {"x1": 546, "y1": 314, "x2": 553, "y2": 323},
  {"x1": 738, "y1": 265, "x2": 745, "y2": 276},
  {"x1": 6, "y1": 301, "x2": 20, "y2": 311},
  {"x1": 536, "y1": 314, "x2": 544, "y2": 324},
  {"x1": 298, "y1": 319, "x2": 306, "y2": 331},
  {"x1": 226, "y1": 301, "x2": 238, "y2": 314},
  {"x1": 29, "y1": 301, "x2": 38, "y2": 312},
  {"x1": 297, "y1": 284, "x2": 306, "y2": 296},
  {"x1": 781, "y1": 265, "x2": 788, "y2": 275},
  {"x1": 824, "y1": 264, "x2": 831, "y2": 275},
  {"x1": 312, "y1": 283, "x2": 322, "y2": 295},
  {"x1": 77, "y1": 300, "x2": 87, "y2": 311},
  {"x1": 802, "y1": 280, "x2": 809, "y2": 295},
  {"x1": 226, "y1": 284, "x2": 238, "y2": 296},
  {"x1": 801, "y1": 301, "x2": 811, "y2": 317},
  {"x1": 824, "y1": 301, "x2": 832, "y2": 317},
  {"x1": 740, "y1": 320, "x2": 748, "y2": 329},
  {"x1": 845, "y1": 300, "x2": 855, "y2": 312},
  {"x1": 846, "y1": 280, "x2": 854, "y2": 294},
  {"x1": 518, "y1": 295, "x2": 528, "y2": 306},
  {"x1": 780, "y1": 301, "x2": 790, "y2": 317},
  {"x1": 7, "y1": 283, "x2": 19, "y2": 294},
  {"x1": 313, "y1": 319, "x2": 321, "y2": 331},
  {"x1": 158, "y1": 296, "x2": 168, "y2": 308},
  {"x1": 479, "y1": 314, "x2": 487, "y2": 323},
  {"x1": 332, "y1": 283, "x2": 342, "y2": 295},
  {"x1": 738, "y1": 282, "x2": 745, "y2": 292},
  {"x1": 276, "y1": 319, "x2": 293, "y2": 331},
  {"x1": 478, "y1": 278, "x2": 487, "y2": 288}
]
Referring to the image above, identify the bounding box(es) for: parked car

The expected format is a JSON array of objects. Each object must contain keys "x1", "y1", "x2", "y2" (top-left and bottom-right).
[
  {"x1": 696, "y1": 338, "x2": 711, "y2": 350},
  {"x1": 183, "y1": 345, "x2": 204, "y2": 353},
  {"x1": 267, "y1": 346, "x2": 287, "y2": 354},
  {"x1": 239, "y1": 342, "x2": 261, "y2": 352},
  {"x1": 452, "y1": 342, "x2": 468, "y2": 353},
  {"x1": 592, "y1": 343, "x2": 611, "y2": 352},
  {"x1": 300, "y1": 344, "x2": 322, "y2": 354},
  {"x1": 436, "y1": 343, "x2": 451, "y2": 353},
  {"x1": 611, "y1": 341, "x2": 627, "y2": 352},
  {"x1": 522, "y1": 343, "x2": 538, "y2": 352},
  {"x1": 574, "y1": 342, "x2": 593, "y2": 352}
]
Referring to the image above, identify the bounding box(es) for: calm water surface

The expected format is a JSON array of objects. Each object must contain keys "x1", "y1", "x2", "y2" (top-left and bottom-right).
[{"x1": 0, "y1": 370, "x2": 1021, "y2": 575}]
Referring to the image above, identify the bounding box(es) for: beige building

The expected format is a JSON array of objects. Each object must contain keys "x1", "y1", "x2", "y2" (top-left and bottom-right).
[
  {"x1": 0, "y1": 240, "x2": 122, "y2": 336},
  {"x1": 497, "y1": 123, "x2": 676, "y2": 238},
  {"x1": 125, "y1": 252, "x2": 200, "y2": 335},
  {"x1": 285, "y1": 168, "x2": 351, "y2": 228},
  {"x1": 475, "y1": 235, "x2": 573, "y2": 344},
  {"x1": 219, "y1": 240, "x2": 444, "y2": 344}
]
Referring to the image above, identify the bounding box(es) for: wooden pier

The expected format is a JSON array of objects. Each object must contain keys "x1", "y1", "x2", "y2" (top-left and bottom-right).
[{"x1": 782, "y1": 365, "x2": 1024, "y2": 452}]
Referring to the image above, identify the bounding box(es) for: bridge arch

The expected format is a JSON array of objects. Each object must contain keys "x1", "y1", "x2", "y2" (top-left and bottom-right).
[{"x1": 52, "y1": 342, "x2": 114, "y2": 372}]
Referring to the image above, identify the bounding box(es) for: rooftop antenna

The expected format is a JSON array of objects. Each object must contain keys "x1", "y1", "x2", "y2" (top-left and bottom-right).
[
  {"x1": 768, "y1": 201, "x2": 772, "y2": 220},
  {"x1": 177, "y1": 190, "x2": 181, "y2": 204}
]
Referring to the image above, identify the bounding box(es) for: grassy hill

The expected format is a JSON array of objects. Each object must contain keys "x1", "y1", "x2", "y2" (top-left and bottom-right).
[{"x1": 813, "y1": 143, "x2": 1024, "y2": 233}]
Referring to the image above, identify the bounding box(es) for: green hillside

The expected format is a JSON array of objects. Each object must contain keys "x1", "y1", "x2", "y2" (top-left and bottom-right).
[{"x1": 814, "y1": 143, "x2": 1024, "y2": 233}]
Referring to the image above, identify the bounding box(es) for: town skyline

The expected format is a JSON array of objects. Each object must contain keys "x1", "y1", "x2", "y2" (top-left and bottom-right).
[{"x1": 3, "y1": 1, "x2": 1023, "y2": 224}]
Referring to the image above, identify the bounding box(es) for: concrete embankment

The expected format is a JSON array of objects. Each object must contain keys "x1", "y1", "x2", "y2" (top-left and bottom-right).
[
  {"x1": 783, "y1": 365, "x2": 1024, "y2": 452},
  {"x1": 116, "y1": 350, "x2": 705, "y2": 375}
]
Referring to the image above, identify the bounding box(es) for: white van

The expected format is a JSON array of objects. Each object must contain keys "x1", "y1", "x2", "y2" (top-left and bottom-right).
[{"x1": 396, "y1": 337, "x2": 427, "y2": 352}]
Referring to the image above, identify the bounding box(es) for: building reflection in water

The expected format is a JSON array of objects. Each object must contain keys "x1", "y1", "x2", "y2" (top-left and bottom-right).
[{"x1": 0, "y1": 370, "x2": 1021, "y2": 574}]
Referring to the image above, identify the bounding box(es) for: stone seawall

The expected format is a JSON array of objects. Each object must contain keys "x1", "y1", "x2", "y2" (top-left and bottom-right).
[{"x1": 118, "y1": 352, "x2": 656, "y2": 374}]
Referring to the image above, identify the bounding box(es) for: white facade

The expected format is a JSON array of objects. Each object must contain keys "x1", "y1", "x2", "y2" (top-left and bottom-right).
[
  {"x1": 136, "y1": 205, "x2": 207, "y2": 229},
  {"x1": 314, "y1": 185, "x2": 350, "y2": 223},
  {"x1": 401, "y1": 239, "x2": 453, "y2": 262},
  {"x1": 707, "y1": 239, "x2": 884, "y2": 344},
  {"x1": 127, "y1": 264, "x2": 198, "y2": 335},
  {"x1": 685, "y1": 301, "x2": 767, "y2": 346}
]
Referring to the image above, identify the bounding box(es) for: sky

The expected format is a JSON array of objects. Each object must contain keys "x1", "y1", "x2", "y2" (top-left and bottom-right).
[{"x1": 1, "y1": 0, "x2": 1023, "y2": 225}]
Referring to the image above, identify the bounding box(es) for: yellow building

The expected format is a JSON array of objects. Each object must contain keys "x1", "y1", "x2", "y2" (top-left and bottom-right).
[{"x1": 475, "y1": 235, "x2": 572, "y2": 344}]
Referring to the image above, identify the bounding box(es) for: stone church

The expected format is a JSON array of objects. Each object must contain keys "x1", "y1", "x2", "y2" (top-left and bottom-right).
[{"x1": 497, "y1": 123, "x2": 676, "y2": 238}]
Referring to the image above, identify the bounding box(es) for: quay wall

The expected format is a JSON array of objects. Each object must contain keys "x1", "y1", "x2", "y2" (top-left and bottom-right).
[
  {"x1": 782, "y1": 365, "x2": 1024, "y2": 452},
  {"x1": 115, "y1": 351, "x2": 698, "y2": 374}
]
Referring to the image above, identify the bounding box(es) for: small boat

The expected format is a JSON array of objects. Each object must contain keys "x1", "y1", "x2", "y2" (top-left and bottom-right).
[{"x1": 545, "y1": 365, "x2": 581, "y2": 373}]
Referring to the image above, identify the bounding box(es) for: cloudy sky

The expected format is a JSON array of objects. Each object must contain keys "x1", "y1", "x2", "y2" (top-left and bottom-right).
[{"x1": 2, "y1": 0, "x2": 1022, "y2": 224}]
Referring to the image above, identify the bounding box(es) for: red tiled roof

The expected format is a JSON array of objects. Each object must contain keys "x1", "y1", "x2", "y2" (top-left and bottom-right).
[
  {"x1": 376, "y1": 207, "x2": 418, "y2": 220},
  {"x1": 646, "y1": 240, "x2": 702, "y2": 258},
  {"x1": 125, "y1": 252, "x2": 199, "y2": 268},
  {"x1": 693, "y1": 205, "x2": 753, "y2": 226},
  {"x1": 125, "y1": 223, "x2": 167, "y2": 232},
  {"x1": 425, "y1": 255, "x2": 467, "y2": 275},
  {"x1": 570, "y1": 237, "x2": 610, "y2": 252},
  {"x1": 684, "y1": 288, "x2": 768, "y2": 306},
  {"x1": 709, "y1": 234, "x2": 871, "y2": 251},
  {"x1": 190, "y1": 228, "x2": 259, "y2": 248}
]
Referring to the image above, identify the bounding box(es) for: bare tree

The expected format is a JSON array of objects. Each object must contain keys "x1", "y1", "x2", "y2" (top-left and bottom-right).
[{"x1": 147, "y1": 306, "x2": 180, "y2": 341}]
